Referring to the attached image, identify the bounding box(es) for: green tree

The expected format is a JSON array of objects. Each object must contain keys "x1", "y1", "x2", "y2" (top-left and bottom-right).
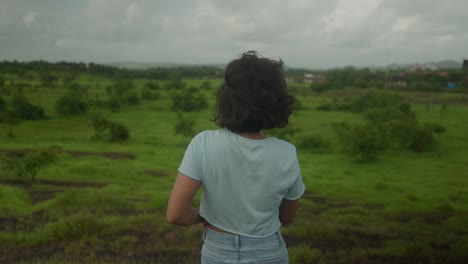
[
  {"x1": 108, "y1": 122, "x2": 130, "y2": 142},
  {"x1": 0, "y1": 148, "x2": 57, "y2": 183},
  {"x1": 55, "y1": 92, "x2": 87, "y2": 115},
  {"x1": 11, "y1": 92, "x2": 45, "y2": 120},
  {"x1": 332, "y1": 122, "x2": 384, "y2": 162},
  {"x1": 89, "y1": 114, "x2": 130, "y2": 142},
  {"x1": 174, "y1": 113, "x2": 196, "y2": 139},
  {"x1": 170, "y1": 86, "x2": 207, "y2": 112},
  {"x1": 0, "y1": 110, "x2": 20, "y2": 138},
  {"x1": 144, "y1": 81, "x2": 160, "y2": 90},
  {"x1": 40, "y1": 73, "x2": 59, "y2": 87},
  {"x1": 90, "y1": 113, "x2": 110, "y2": 141}
]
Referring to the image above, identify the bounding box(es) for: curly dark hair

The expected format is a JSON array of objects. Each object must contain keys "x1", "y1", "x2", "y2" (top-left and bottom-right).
[{"x1": 212, "y1": 51, "x2": 294, "y2": 133}]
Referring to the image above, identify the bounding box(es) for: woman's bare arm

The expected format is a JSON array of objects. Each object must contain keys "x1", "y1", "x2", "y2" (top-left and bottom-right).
[
  {"x1": 166, "y1": 172, "x2": 203, "y2": 226},
  {"x1": 279, "y1": 198, "x2": 299, "y2": 225}
]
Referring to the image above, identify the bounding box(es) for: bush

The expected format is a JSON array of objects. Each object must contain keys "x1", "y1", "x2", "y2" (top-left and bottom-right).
[
  {"x1": 333, "y1": 122, "x2": 385, "y2": 162},
  {"x1": 351, "y1": 92, "x2": 409, "y2": 113},
  {"x1": 411, "y1": 126, "x2": 434, "y2": 152},
  {"x1": 90, "y1": 113, "x2": 110, "y2": 140},
  {"x1": 145, "y1": 81, "x2": 160, "y2": 90},
  {"x1": 108, "y1": 122, "x2": 130, "y2": 142},
  {"x1": 90, "y1": 114, "x2": 130, "y2": 142},
  {"x1": 123, "y1": 91, "x2": 140, "y2": 105},
  {"x1": 68, "y1": 83, "x2": 83, "y2": 91},
  {"x1": 174, "y1": 113, "x2": 196, "y2": 139},
  {"x1": 424, "y1": 122, "x2": 446, "y2": 134},
  {"x1": 170, "y1": 87, "x2": 207, "y2": 112},
  {"x1": 11, "y1": 93, "x2": 45, "y2": 120},
  {"x1": 293, "y1": 96, "x2": 305, "y2": 110},
  {"x1": 316, "y1": 101, "x2": 333, "y2": 111},
  {"x1": 140, "y1": 87, "x2": 153, "y2": 100},
  {"x1": 0, "y1": 147, "x2": 58, "y2": 182},
  {"x1": 199, "y1": 81, "x2": 212, "y2": 90},
  {"x1": 266, "y1": 125, "x2": 300, "y2": 142},
  {"x1": 297, "y1": 134, "x2": 330, "y2": 151},
  {"x1": 14, "y1": 103, "x2": 45, "y2": 120},
  {"x1": 55, "y1": 93, "x2": 87, "y2": 115},
  {"x1": 106, "y1": 97, "x2": 121, "y2": 112}
]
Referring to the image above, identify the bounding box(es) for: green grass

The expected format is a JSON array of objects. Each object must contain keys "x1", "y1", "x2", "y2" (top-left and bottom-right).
[{"x1": 1, "y1": 75, "x2": 468, "y2": 263}]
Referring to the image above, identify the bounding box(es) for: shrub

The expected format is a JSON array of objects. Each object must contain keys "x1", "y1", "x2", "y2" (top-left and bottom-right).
[
  {"x1": 90, "y1": 115, "x2": 130, "y2": 142},
  {"x1": 170, "y1": 87, "x2": 207, "y2": 112},
  {"x1": 424, "y1": 122, "x2": 446, "y2": 134},
  {"x1": 297, "y1": 134, "x2": 330, "y2": 151},
  {"x1": 14, "y1": 103, "x2": 45, "y2": 120},
  {"x1": 174, "y1": 113, "x2": 196, "y2": 139},
  {"x1": 90, "y1": 113, "x2": 110, "y2": 140},
  {"x1": 68, "y1": 83, "x2": 83, "y2": 91},
  {"x1": 316, "y1": 101, "x2": 333, "y2": 111},
  {"x1": 0, "y1": 147, "x2": 58, "y2": 182},
  {"x1": 351, "y1": 92, "x2": 409, "y2": 113},
  {"x1": 333, "y1": 122, "x2": 385, "y2": 162},
  {"x1": 108, "y1": 122, "x2": 130, "y2": 142},
  {"x1": 144, "y1": 81, "x2": 160, "y2": 90},
  {"x1": 55, "y1": 93, "x2": 87, "y2": 115},
  {"x1": 11, "y1": 93, "x2": 45, "y2": 120},
  {"x1": 140, "y1": 87, "x2": 153, "y2": 100},
  {"x1": 386, "y1": 120, "x2": 420, "y2": 149},
  {"x1": 123, "y1": 91, "x2": 140, "y2": 105},
  {"x1": 293, "y1": 96, "x2": 305, "y2": 110},
  {"x1": 411, "y1": 126, "x2": 434, "y2": 152},
  {"x1": 106, "y1": 97, "x2": 121, "y2": 112},
  {"x1": 199, "y1": 81, "x2": 212, "y2": 90},
  {"x1": 266, "y1": 125, "x2": 300, "y2": 142}
]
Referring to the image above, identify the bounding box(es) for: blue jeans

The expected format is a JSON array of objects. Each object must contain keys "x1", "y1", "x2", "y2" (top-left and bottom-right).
[{"x1": 201, "y1": 228, "x2": 289, "y2": 264}]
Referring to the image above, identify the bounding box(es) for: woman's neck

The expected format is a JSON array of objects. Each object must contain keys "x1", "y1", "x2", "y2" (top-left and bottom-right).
[{"x1": 233, "y1": 131, "x2": 266, "y2": 140}]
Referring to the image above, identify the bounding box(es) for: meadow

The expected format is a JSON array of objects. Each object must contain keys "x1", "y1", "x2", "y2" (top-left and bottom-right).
[{"x1": 1, "y1": 71, "x2": 468, "y2": 263}]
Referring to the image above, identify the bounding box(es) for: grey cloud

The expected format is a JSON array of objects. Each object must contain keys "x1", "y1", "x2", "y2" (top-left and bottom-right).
[{"x1": 0, "y1": 0, "x2": 466, "y2": 68}]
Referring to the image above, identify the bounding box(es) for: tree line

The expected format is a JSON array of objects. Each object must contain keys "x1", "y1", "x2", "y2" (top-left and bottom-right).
[{"x1": 0, "y1": 60, "x2": 222, "y2": 80}]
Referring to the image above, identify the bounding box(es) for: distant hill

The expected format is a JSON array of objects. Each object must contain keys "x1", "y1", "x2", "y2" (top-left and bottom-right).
[
  {"x1": 431, "y1": 60, "x2": 462, "y2": 69},
  {"x1": 374, "y1": 60, "x2": 462, "y2": 71}
]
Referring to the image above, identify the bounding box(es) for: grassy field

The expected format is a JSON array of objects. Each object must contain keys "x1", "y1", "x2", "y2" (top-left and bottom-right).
[{"x1": 1, "y1": 75, "x2": 468, "y2": 263}]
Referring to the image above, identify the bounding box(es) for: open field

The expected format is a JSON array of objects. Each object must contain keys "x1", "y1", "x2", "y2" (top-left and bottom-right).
[{"x1": 1, "y1": 74, "x2": 468, "y2": 263}]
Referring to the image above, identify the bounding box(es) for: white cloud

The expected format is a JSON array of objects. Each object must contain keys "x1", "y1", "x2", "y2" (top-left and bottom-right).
[
  {"x1": 391, "y1": 16, "x2": 418, "y2": 32},
  {"x1": 22, "y1": 11, "x2": 37, "y2": 27}
]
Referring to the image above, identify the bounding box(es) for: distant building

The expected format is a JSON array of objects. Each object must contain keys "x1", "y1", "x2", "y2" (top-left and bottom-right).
[
  {"x1": 303, "y1": 73, "x2": 325, "y2": 83},
  {"x1": 463, "y1": 59, "x2": 468, "y2": 73},
  {"x1": 425, "y1": 63, "x2": 438, "y2": 71},
  {"x1": 387, "y1": 75, "x2": 407, "y2": 87},
  {"x1": 436, "y1": 71, "x2": 449, "y2": 77},
  {"x1": 409, "y1": 64, "x2": 422, "y2": 72}
]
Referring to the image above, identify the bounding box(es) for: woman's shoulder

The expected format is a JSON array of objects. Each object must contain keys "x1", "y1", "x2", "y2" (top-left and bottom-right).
[{"x1": 190, "y1": 129, "x2": 225, "y2": 143}]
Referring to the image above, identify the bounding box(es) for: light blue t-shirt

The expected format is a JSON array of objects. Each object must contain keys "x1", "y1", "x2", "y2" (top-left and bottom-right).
[{"x1": 178, "y1": 129, "x2": 305, "y2": 238}]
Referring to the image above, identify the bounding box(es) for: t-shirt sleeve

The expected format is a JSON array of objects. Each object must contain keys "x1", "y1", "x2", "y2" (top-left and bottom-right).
[
  {"x1": 284, "y1": 150, "x2": 305, "y2": 200},
  {"x1": 178, "y1": 133, "x2": 202, "y2": 181}
]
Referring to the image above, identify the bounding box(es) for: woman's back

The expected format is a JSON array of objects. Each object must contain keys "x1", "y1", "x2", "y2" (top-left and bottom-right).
[{"x1": 178, "y1": 129, "x2": 303, "y2": 237}]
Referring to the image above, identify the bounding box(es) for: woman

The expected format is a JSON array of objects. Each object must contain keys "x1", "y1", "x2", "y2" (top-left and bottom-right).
[{"x1": 166, "y1": 51, "x2": 305, "y2": 264}]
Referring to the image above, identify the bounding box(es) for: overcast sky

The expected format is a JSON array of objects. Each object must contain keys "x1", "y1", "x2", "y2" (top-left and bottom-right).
[{"x1": 0, "y1": 0, "x2": 467, "y2": 69}]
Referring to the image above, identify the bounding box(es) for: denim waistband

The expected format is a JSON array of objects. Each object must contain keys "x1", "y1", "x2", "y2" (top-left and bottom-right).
[{"x1": 203, "y1": 227, "x2": 283, "y2": 247}]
